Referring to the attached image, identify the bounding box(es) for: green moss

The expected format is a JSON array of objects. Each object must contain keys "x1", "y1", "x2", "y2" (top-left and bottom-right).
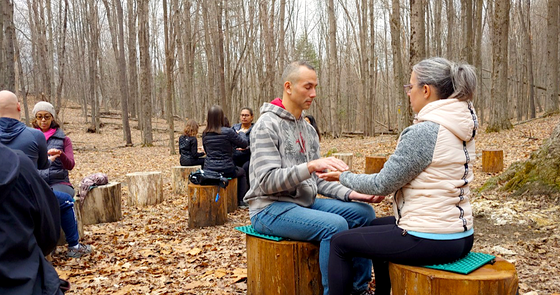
[{"x1": 324, "y1": 147, "x2": 338, "y2": 157}]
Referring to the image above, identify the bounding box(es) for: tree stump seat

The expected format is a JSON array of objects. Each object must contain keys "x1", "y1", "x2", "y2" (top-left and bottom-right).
[
  {"x1": 389, "y1": 256, "x2": 518, "y2": 295},
  {"x1": 187, "y1": 183, "x2": 227, "y2": 228},
  {"x1": 365, "y1": 155, "x2": 388, "y2": 174},
  {"x1": 482, "y1": 149, "x2": 504, "y2": 172},
  {"x1": 171, "y1": 165, "x2": 201, "y2": 195},
  {"x1": 224, "y1": 178, "x2": 238, "y2": 213},
  {"x1": 333, "y1": 152, "x2": 354, "y2": 171},
  {"x1": 126, "y1": 171, "x2": 164, "y2": 206},
  {"x1": 242, "y1": 231, "x2": 323, "y2": 295},
  {"x1": 75, "y1": 182, "x2": 122, "y2": 225}
]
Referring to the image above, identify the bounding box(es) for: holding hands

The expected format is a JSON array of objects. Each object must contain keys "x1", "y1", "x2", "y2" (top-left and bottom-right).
[{"x1": 312, "y1": 158, "x2": 386, "y2": 204}]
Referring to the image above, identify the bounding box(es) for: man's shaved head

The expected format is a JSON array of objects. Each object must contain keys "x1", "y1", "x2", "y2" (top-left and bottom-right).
[
  {"x1": 0, "y1": 90, "x2": 21, "y2": 119},
  {"x1": 281, "y1": 60, "x2": 316, "y2": 84}
]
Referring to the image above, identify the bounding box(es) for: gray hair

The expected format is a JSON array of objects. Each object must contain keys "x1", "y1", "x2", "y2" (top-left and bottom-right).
[
  {"x1": 412, "y1": 57, "x2": 477, "y2": 101},
  {"x1": 281, "y1": 60, "x2": 316, "y2": 83}
]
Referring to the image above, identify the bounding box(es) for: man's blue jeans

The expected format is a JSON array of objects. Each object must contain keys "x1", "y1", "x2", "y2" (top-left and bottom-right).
[
  {"x1": 250, "y1": 199, "x2": 376, "y2": 295},
  {"x1": 53, "y1": 190, "x2": 79, "y2": 247}
]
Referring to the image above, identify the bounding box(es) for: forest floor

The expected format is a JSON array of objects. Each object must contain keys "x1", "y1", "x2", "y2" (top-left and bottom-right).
[{"x1": 44, "y1": 100, "x2": 560, "y2": 295}]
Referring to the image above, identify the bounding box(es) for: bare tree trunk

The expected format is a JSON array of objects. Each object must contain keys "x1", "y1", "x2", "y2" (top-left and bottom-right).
[
  {"x1": 14, "y1": 40, "x2": 30, "y2": 125},
  {"x1": 488, "y1": 0, "x2": 512, "y2": 132},
  {"x1": 163, "y1": 0, "x2": 176, "y2": 154},
  {"x1": 55, "y1": 0, "x2": 68, "y2": 115},
  {"x1": 461, "y1": 0, "x2": 474, "y2": 64},
  {"x1": 474, "y1": 0, "x2": 484, "y2": 125},
  {"x1": 445, "y1": 0, "x2": 455, "y2": 60},
  {"x1": 278, "y1": 0, "x2": 286, "y2": 91},
  {"x1": 138, "y1": 0, "x2": 153, "y2": 145},
  {"x1": 518, "y1": 0, "x2": 535, "y2": 119},
  {"x1": 410, "y1": 0, "x2": 426, "y2": 67},
  {"x1": 127, "y1": 0, "x2": 138, "y2": 121},
  {"x1": 327, "y1": 0, "x2": 339, "y2": 137},
  {"x1": 434, "y1": 0, "x2": 442, "y2": 56},
  {"x1": 391, "y1": 0, "x2": 408, "y2": 132},
  {"x1": 86, "y1": 0, "x2": 100, "y2": 132},
  {"x1": 1, "y1": 0, "x2": 15, "y2": 91},
  {"x1": 546, "y1": 0, "x2": 559, "y2": 114}
]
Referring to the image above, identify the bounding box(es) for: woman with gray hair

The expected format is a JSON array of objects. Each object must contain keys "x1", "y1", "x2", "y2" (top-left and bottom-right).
[{"x1": 319, "y1": 57, "x2": 478, "y2": 295}]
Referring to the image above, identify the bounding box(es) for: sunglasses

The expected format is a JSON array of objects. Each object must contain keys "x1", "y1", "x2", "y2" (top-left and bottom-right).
[{"x1": 36, "y1": 114, "x2": 52, "y2": 120}]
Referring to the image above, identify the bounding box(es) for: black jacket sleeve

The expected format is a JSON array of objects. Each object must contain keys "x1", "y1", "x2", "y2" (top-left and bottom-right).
[{"x1": 190, "y1": 137, "x2": 205, "y2": 158}]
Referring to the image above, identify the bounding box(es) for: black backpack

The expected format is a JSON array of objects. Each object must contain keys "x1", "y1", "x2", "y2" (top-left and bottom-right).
[{"x1": 188, "y1": 169, "x2": 229, "y2": 188}]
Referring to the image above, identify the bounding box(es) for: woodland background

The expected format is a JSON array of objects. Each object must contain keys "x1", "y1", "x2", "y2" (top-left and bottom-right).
[{"x1": 1, "y1": 0, "x2": 559, "y2": 147}]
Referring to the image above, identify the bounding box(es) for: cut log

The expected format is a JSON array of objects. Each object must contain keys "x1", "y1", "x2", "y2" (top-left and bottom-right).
[
  {"x1": 389, "y1": 257, "x2": 518, "y2": 295},
  {"x1": 365, "y1": 155, "x2": 387, "y2": 174},
  {"x1": 126, "y1": 171, "x2": 164, "y2": 206},
  {"x1": 482, "y1": 149, "x2": 504, "y2": 173},
  {"x1": 246, "y1": 235, "x2": 322, "y2": 295},
  {"x1": 187, "y1": 184, "x2": 227, "y2": 228},
  {"x1": 171, "y1": 165, "x2": 201, "y2": 195},
  {"x1": 75, "y1": 182, "x2": 122, "y2": 225},
  {"x1": 333, "y1": 152, "x2": 353, "y2": 171},
  {"x1": 225, "y1": 178, "x2": 238, "y2": 213}
]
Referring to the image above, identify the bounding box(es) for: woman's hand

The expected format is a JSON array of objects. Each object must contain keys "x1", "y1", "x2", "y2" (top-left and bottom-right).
[
  {"x1": 316, "y1": 171, "x2": 342, "y2": 181},
  {"x1": 48, "y1": 148, "x2": 61, "y2": 162},
  {"x1": 349, "y1": 191, "x2": 386, "y2": 203}
]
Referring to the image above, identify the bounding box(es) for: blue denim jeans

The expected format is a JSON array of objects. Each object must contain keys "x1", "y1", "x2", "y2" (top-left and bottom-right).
[
  {"x1": 53, "y1": 190, "x2": 79, "y2": 247},
  {"x1": 250, "y1": 199, "x2": 376, "y2": 295}
]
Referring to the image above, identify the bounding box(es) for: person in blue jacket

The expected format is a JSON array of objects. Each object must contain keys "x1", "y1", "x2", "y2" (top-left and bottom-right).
[{"x1": 0, "y1": 143, "x2": 63, "y2": 295}]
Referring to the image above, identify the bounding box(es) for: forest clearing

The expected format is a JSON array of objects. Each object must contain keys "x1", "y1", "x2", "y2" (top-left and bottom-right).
[{"x1": 44, "y1": 101, "x2": 560, "y2": 295}]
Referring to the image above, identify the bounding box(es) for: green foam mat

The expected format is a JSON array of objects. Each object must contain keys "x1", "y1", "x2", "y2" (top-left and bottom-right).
[
  {"x1": 423, "y1": 252, "x2": 496, "y2": 275},
  {"x1": 234, "y1": 225, "x2": 284, "y2": 241}
]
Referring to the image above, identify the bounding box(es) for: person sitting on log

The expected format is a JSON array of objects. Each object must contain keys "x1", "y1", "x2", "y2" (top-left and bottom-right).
[
  {"x1": 0, "y1": 142, "x2": 63, "y2": 294},
  {"x1": 232, "y1": 107, "x2": 254, "y2": 198},
  {"x1": 244, "y1": 60, "x2": 383, "y2": 295},
  {"x1": 179, "y1": 119, "x2": 205, "y2": 168},
  {"x1": 202, "y1": 105, "x2": 249, "y2": 206},
  {"x1": 318, "y1": 57, "x2": 478, "y2": 295}
]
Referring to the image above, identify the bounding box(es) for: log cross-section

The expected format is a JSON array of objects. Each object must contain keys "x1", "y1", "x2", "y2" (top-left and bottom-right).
[
  {"x1": 246, "y1": 235, "x2": 323, "y2": 295},
  {"x1": 389, "y1": 257, "x2": 518, "y2": 295}
]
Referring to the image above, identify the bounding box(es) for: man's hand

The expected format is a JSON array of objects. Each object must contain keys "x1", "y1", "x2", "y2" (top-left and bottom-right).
[
  {"x1": 307, "y1": 157, "x2": 349, "y2": 174},
  {"x1": 348, "y1": 191, "x2": 386, "y2": 203}
]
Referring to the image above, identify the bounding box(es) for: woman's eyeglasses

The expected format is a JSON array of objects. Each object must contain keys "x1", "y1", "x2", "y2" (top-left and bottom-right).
[
  {"x1": 403, "y1": 84, "x2": 414, "y2": 94},
  {"x1": 36, "y1": 115, "x2": 52, "y2": 120}
]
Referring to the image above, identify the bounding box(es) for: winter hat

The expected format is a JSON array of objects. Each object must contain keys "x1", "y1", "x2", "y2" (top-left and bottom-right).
[{"x1": 32, "y1": 101, "x2": 56, "y2": 119}]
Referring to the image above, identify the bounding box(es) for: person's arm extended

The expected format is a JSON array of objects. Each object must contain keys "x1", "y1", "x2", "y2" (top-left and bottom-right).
[
  {"x1": 341, "y1": 123, "x2": 438, "y2": 195},
  {"x1": 58, "y1": 136, "x2": 75, "y2": 170},
  {"x1": 229, "y1": 128, "x2": 248, "y2": 149}
]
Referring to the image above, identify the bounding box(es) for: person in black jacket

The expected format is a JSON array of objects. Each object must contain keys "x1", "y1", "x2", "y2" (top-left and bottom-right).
[
  {"x1": 0, "y1": 143, "x2": 63, "y2": 295},
  {"x1": 179, "y1": 119, "x2": 205, "y2": 167},
  {"x1": 202, "y1": 105, "x2": 249, "y2": 205}
]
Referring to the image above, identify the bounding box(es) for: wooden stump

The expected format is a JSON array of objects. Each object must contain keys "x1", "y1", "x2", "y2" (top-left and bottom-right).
[
  {"x1": 365, "y1": 155, "x2": 387, "y2": 174},
  {"x1": 75, "y1": 182, "x2": 122, "y2": 225},
  {"x1": 389, "y1": 257, "x2": 518, "y2": 295},
  {"x1": 482, "y1": 149, "x2": 504, "y2": 173},
  {"x1": 171, "y1": 165, "x2": 201, "y2": 195},
  {"x1": 333, "y1": 153, "x2": 353, "y2": 171},
  {"x1": 246, "y1": 235, "x2": 322, "y2": 295},
  {"x1": 187, "y1": 184, "x2": 227, "y2": 228},
  {"x1": 225, "y1": 178, "x2": 238, "y2": 213},
  {"x1": 126, "y1": 171, "x2": 164, "y2": 206}
]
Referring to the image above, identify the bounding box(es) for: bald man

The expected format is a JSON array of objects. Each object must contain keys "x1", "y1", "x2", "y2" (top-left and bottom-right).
[{"x1": 0, "y1": 90, "x2": 49, "y2": 169}]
